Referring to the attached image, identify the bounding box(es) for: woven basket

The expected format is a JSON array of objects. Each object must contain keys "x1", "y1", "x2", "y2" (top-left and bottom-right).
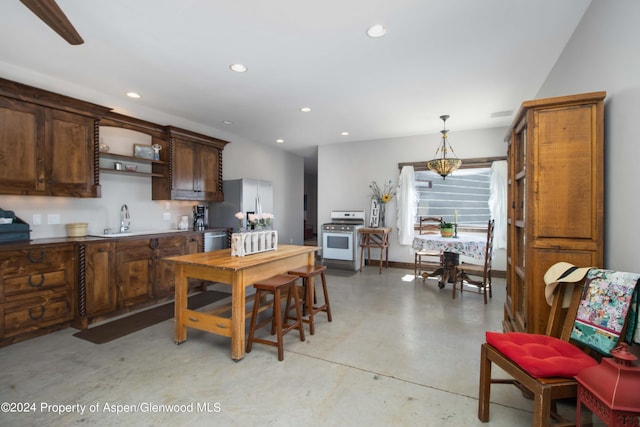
[{"x1": 66, "y1": 222, "x2": 88, "y2": 237}]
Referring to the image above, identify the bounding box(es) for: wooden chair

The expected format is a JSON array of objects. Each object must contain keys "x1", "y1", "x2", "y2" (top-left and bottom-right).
[
  {"x1": 414, "y1": 216, "x2": 444, "y2": 280},
  {"x1": 478, "y1": 274, "x2": 597, "y2": 427},
  {"x1": 453, "y1": 219, "x2": 494, "y2": 303}
]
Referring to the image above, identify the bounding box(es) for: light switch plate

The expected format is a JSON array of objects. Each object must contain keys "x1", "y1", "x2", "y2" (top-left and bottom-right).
[{"x1": 163, "y1": 212, "x2": 171, "y2": 221}]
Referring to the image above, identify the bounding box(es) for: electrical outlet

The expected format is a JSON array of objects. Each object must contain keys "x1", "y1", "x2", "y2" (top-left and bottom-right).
[
  {"x1": 32, "y1": 214, "x2": 41, "y2": 225},
  {"x1": 47, "y1": 214, "x2": 60, "y2": 225},
  {"x1": 163, "y1": 212, "x2": 171, "y2": 221}
]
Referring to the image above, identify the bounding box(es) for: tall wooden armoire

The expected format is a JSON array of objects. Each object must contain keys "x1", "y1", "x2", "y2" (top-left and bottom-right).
[{"x1": 504, "y1": 92, "x2": 605, "y2": 334}]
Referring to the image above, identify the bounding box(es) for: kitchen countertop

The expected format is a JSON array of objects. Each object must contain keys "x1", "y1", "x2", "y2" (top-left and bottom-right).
[{"x1": 0, "y1": 228, "x2": 230, "y2": 250}]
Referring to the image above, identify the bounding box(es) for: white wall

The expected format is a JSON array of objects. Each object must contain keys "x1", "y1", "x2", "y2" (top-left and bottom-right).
[
  {"x1": 536, "y1": 0, "x2": 640, "y2": 271},
  {"x1": 219, "y1": 139, "x2": 304, "y2": 245},
  {"x1": 0, "y1": 66, "x2": 304, "y2": 244},
  {"x1": 318, "y1": 127, "x2": 508, "y2": 267}
]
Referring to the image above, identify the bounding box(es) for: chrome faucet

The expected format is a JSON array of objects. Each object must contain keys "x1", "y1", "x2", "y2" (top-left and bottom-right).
[{"x1": 120, "y1": 204, "x2": 130, "y2": 233}]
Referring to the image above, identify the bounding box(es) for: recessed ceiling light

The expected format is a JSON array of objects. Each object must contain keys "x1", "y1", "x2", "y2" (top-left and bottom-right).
[
  {"x1": 229, "y1": 63, "x2": 247, "y2": 73},
  {"x1": 276, "y1": 139, "x2": 284, "y2": 144},
  {"x1": 341, "y1": 131, "x2": 350, "y2": 136},
  {"x1": 126, "y1": 92, "x2": 141, "y2": 99},
  {"x1": 367, "y1": 24, "x2": 387, "y2": 38},
  {"x1": 222, "y1": 120, "x2": 233, "y2": 125},
  {"x1": 300, "y1": 107, "x2": 312, "y2": 113}
]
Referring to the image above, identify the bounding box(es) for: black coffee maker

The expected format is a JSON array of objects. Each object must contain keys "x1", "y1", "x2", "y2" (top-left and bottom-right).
[{"x1": 193, "y1": 205, "x2": 208, "y2": 230}]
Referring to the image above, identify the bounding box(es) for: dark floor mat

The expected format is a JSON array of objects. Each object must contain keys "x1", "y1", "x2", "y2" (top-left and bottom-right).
[{"x1": 72, "y1": 291, "x2": 230, "y2": 344}]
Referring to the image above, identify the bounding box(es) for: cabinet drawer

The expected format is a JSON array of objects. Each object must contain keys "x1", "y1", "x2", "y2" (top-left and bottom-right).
[
  {"x1": 3, "y1": 270, "x2": 70, "y2": 297},
  {"x1": 0, "y1": 247, "x2": 74, "y2": 276},
  {"x1": 3, "y1": 289, "x2": 72, "y2": 338}
]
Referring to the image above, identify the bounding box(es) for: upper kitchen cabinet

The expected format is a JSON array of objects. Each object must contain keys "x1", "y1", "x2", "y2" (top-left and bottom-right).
[
  {"x1": 0, "y1": 78, "x2": 111, "y2": 197},
  {"x1": 153, "y1": 126, "x2": 229, "y2": 201}
]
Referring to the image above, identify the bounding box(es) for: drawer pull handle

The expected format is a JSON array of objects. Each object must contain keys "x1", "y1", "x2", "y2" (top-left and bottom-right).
[
  {"x1": 28, "y1": 274, "x2": 45, "y2": 288},
  {"x1": 188, "y1": 317, "x2": 198, "y2": 322},
  {"x1": 28, "y1": 250, "x2": 45, "y2": 263},
  {"x1": 28, "y1": 306, "x2": 46, "y2": 320}
]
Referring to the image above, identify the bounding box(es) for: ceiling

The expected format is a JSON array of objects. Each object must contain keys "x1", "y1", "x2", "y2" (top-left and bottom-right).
[{"x1": 0, "y1": 0, "x2": 591, "y2": 171}]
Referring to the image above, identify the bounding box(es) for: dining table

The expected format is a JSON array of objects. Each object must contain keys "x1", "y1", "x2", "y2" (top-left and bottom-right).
[
  {"x1": 164, "y1": 244, "x2": 319, "y2": 361},
  {"x1": 413, "y1": 232, "x2": 488, "y2": 286}
]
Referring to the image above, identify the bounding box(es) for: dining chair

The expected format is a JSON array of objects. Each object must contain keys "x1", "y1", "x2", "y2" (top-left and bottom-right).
[
  {"x1": 414, "y1": 216, "x2": 444, "y2": 280},
  {"x1": 453, "y1": 219, "x2": 494, "y2": 303},
  {"x1": 478, "y1": 265, "x2": 598, "y2": 426}
]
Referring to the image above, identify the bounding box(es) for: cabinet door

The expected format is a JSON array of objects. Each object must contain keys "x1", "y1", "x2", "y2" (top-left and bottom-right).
[
  {"x1": 152, "y1": 236, "x2": 187, "y2": 297},
  {"x1": 185, "y1": 232, "x2": 205, "y2": 290},
  {"x1": 0, "y1": 97, "x2": 45, "y2": 194},
  {"x1": 195, "y1": 143, "x2": 220, "y2": 196},
  {"x1": 47, "y1": 109, "x2": 97, "y2": 197},
  {"x1": 533, "y1": 106, "x2": 598, "y2": 240},
  {"x1": 116, "y1": 240, "x2": 152, "y2": 307},
  {"x1": 172, "y1": 138, "x2": 196, "y2": 194},
  {"x1": 84, "y1": 242, "x2": 116, "y2": 316}
]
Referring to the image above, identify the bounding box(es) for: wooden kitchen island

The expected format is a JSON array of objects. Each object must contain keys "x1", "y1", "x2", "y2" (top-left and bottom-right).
[{"x1": 164, "y1": 244, "x2": 319, "y2": 361}]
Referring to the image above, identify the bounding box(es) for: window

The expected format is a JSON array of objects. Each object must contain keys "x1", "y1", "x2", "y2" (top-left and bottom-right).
[{"x1": 415, "y1": 168, "x2": 491, "y2": 227}]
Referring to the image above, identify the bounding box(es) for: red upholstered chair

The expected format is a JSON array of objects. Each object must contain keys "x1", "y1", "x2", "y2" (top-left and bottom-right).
[{"x1": 478, "y1": 273, "x2": 597, "y2": 427}]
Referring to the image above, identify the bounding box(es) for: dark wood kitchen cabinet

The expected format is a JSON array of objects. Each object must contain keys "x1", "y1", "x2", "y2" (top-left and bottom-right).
[
  {"x1": 153, "y1": 126, "x2": 229, "y2": 201},
  {"x1": 0, "y1": 78, "x2": 110, "y2": 197},
  {"x1": 115, "y1": 238, "x2": 155, "y2": 308},
  {"x1": 0, "y1": 244, "x2": 75, "y2": 346},
  {"x1": 75, "y1": 241, "x2": 117, "y2": 329},
  {"x1": 151, "y1": 235, "x2": 191, "y2": 298},
  {"x1": 74, "y1": 232, "x2": 205, "y2": 329},
  {"x1": 115, "y1": 234, "x2": 192, "y2": 307}
]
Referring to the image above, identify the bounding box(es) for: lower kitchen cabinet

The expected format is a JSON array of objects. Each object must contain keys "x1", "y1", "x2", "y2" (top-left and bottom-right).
[
  {"x1": 75, "y1": 241, "x2": 117, "y2": 329},
  {"x1": 1, "y1": 232, "x2": 205, "y2": 338},
  {"x1": 150, "y1": 235, "x2": 190, "y2": 298},
  {"x1": 0, "y1": 244, "x2": 75, "y2": 346},
  {"x1": 116, "y1": 238, "x2": 155, "y2": 307},
  {"x1": 76, "y1": 232, "x2": 202, "y2": 328}
]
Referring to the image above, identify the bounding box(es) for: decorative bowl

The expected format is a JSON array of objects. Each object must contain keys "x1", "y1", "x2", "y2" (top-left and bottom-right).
[{"x1": 125, "y1": 164, "x2": 138, "y2": 172}]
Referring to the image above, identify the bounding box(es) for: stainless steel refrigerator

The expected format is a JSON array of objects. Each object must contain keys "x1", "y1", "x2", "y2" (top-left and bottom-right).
[{"x1": 208, "y1": 178, "x2": 273, "y2": 231}]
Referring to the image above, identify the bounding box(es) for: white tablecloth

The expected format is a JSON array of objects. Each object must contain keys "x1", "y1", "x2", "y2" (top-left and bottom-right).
[{"x1": 412, "y1": 233, "x2": 487, "y2": 262}]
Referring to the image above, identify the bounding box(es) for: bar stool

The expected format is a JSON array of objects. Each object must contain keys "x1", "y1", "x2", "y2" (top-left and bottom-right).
[
  {"x1": 286, "y1": 265, "x2": 332, "y2": 335},
  {"x1": 246, "y1": 274, "x2": 305, "y2": 361}
]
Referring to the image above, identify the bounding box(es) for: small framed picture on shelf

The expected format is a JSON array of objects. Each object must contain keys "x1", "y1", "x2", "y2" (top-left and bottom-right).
[{"x1": 133, "y1": 144, "x2": 155, "y2": 160}]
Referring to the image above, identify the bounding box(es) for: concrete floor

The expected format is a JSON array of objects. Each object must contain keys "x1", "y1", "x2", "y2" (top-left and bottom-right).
[{"x1": 0, "y1": 267, "x2": 562, "y2": 426}]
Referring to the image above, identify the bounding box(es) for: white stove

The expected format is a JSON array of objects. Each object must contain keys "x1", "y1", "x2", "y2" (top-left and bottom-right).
[{"x1": 321, "y1": 210, "x2": 366, "y2": 270}]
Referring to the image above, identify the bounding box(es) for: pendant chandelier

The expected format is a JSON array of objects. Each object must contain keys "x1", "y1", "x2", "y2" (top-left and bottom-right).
[{"x1": 427, "y1": 115, "x2": 461, "y2": 179}]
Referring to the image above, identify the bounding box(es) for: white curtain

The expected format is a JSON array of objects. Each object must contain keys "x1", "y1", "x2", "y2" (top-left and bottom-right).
[
  {"x1": 396, "y1": 165, "x2": 418, "y2": 245},
  {"x1": 489, "y1": 160, "x2": 507, "y2": 249}
]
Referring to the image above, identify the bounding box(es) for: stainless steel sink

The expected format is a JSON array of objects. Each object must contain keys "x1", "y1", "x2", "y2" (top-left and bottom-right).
[{"x1": 89, "y1": 229, "x2": 185, "y2": 238}]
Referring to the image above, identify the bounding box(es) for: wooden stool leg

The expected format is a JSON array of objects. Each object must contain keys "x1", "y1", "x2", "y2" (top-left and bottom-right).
[
  {"x1": 291, "y1": 285, "x2": 305, "y2": 341},
  {"x1": 246, "y1": 289, "x2": 262, "y2": 353},
  {"x1": 320, "y1": 272, "x2": 332, "y2": 322},
  {"x1": 306, "y1": 277, "x2": 315, "y2": 335},
  {"x1": 273, "y1": 287, "x2": 284, "y2": 361}
]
